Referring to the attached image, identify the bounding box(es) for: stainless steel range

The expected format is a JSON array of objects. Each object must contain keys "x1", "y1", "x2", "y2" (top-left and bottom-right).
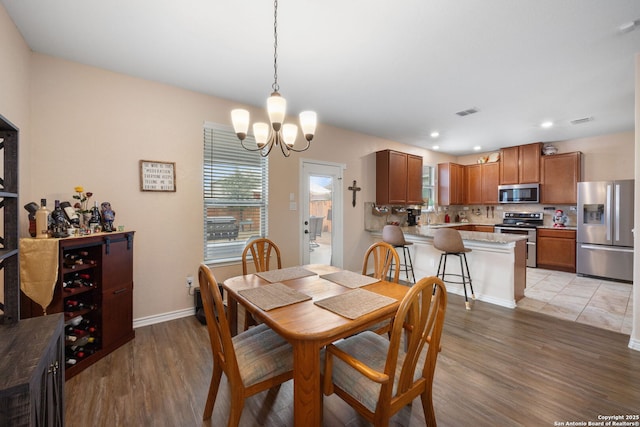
[{"x1": 494, "y1": 212, "x2": 544, "y2": 268}]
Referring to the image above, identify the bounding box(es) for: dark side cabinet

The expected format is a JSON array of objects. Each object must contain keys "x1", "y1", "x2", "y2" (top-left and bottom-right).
[
  {"x1": 21, "y1": 232, "x2": 135, "y2": 380},
  {"x1": 0, "y1": 314, "x2": 65, "y2": 427}
]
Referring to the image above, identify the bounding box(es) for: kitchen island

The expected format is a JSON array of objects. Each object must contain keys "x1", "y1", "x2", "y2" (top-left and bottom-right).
[{"x1": 369, "y1": 225, "x2": 527, "y2": 308}]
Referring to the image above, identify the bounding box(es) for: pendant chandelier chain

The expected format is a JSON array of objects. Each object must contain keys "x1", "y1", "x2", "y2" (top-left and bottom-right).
[{"x1": 272, "y1": 0, "x2": 279, "y2": 93}]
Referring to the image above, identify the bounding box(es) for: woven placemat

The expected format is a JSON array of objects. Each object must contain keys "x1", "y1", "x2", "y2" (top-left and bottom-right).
[
  {"x1": 255, "y1": 266, "x2": 316, "y2": 283},
  {"x1": 314, "y1": 288, "x2": 397, "y2": 319},
  {"x1": 238, "y1": 282, "x2": 311, "y2": 311},
  {"x1": 319, "y1": 270, "x2": 380, "y2": 289}
]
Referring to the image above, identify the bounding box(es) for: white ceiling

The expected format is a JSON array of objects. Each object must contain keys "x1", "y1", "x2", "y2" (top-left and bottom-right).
[{"x1": 3, "y1": 0, "x2": 640, "y2": 155}]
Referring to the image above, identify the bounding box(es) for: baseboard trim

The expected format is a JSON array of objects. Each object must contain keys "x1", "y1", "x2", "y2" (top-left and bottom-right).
[
  {"x1": 133, "y1": 307, "x2": 195, "y2": 329},
  {"x1": 628, "y1": 336, "x2": 640, "y2": 352}
]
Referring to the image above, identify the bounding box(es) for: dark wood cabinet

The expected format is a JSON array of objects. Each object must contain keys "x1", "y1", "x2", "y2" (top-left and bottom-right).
[
  {"x1": 376, "y1": 150, "x2": 423, "y2": 205},
  {"x1": 1, "y1": 114, "x2": 19, "y2": 325},
  {"x1": 500, "y1": 142, "x2": 542, "y2": 184},
  {"x1": 540, "y1": 152, "x2": 582, "y2": 204},
  {"x1": 0, "y1": 314, "x2": 65, "y2": 427},
  {"x1": 465, "y1": 162, "x2": 499, "y2": 205},
  {"x1": 21, "y1": 232, "x2": 135, "y2": 379},
  {"x1": 537, "y1": 228, "x2": 576, "y2": 272},
  {"x1": 438, "y1": 162, "x2": 465, "y2": 206}
]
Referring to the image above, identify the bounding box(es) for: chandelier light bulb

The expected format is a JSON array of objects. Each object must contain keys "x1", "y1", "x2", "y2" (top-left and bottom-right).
[
  {"x1": 253, "y1": 122, "x2": 270, "y2": 148},
  {"x1": 267, "y1": 93, "x2": 287, "y2": 131},
  {"x1": 231, "y1": 109, "x2": 250, "y2": 140},
  {"x1": 299, "y1": 111, "x2": 317, "y2": 141},
  {"x1": 282, "y1": 123, "x2": 298, "y2": 147}
]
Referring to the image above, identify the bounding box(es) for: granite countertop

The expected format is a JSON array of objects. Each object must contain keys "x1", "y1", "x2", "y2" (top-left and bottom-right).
[{"x1": 369, "y1": 225, "x2": 527, "y2": 244}]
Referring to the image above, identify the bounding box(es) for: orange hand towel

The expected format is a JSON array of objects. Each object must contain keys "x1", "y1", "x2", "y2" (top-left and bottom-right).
[{"x1": 19, "y1": 238, "x2": 60, "y2": 315}]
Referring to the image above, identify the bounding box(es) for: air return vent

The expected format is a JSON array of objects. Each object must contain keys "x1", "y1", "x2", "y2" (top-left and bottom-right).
[
  {"x1": 456, "y1": 108, "x2": 479, "y2": 117},
  {"x1": 570, "y1": 116, "x2": 593, "y2": 125}
]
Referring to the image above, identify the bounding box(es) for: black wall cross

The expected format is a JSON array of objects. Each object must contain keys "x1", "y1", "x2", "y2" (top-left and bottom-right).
[{"x1": 348, "y1": 180, "x2": 361, "y2": 207}]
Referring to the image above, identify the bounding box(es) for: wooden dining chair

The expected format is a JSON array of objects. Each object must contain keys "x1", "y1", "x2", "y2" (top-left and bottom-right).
[
  {"x1": 362, "y1": 241, "x2": 400, "y2": 283},
  {"x1": 322, "y1": 276, "x2": 448, "y2": 427},
  {"x1": 198, "y1": 264, "x2": 294, "y2": 427},
  {"x1": 241, "y1": 237, "x2": 282, "y2": 329},
  {"x1": 241, "y1": 237, "x2": 282, "y2": 275},
  {"x1": 362, "y1": 241, "x2": 401, "y2": 335}
]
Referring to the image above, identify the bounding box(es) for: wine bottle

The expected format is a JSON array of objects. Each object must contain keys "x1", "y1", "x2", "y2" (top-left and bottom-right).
[
  {"x1": 60, "y1": 201, "x2": 80, "y2": 227},
  {"x1": 35, "y1": 198, "x2": 50, "y2": 239}
]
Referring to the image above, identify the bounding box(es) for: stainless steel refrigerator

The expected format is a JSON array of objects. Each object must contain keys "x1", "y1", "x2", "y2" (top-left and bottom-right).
[{"x1": 576, "y1": 180, "x2": 634, "y2": 282}]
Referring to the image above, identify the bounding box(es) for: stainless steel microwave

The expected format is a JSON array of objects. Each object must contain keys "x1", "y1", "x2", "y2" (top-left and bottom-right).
[{"x1": 498, "y1": 184, "x2": 540, "y2": 203}]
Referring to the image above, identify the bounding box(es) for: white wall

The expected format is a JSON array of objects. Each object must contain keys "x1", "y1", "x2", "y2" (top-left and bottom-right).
[{"x1": 630, "y1": 53, "x2": 640, "y2": 351}]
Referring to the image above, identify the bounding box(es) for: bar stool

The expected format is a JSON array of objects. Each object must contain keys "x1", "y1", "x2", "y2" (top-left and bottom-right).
[
  {"x1": 382, "y1": 225, "x2": 416, "y2": 284},
  {"x1": 433, "y1": 228, "x2": 475, "y2": 310}
]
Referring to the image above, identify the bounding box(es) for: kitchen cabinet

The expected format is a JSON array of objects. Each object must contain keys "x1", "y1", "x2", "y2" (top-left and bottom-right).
[
  {"x1": 540, "y1": 152, "x2": 582, "y2": 204},
  {"x1": 465, "y1": 163, "x2": 499, "y2": 205},
  {"x1": 376, "y1": 150, "x2": 423, "y2": 205},
  {"x1": 21, "y1": 232, "x2": 135, "y2": 380},
  {"x1": 438, "y1": 162, "x2": 465, "y2": 205},
  {"x1": 537, "y1": 228, "x2": 576, "y2": 272},
  {"x1": 499, "y1": 142, "x2": 542, "y2": 184}
]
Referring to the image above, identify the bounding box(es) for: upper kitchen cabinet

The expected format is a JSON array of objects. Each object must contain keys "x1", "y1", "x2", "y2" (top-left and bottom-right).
[
  {"x1": 540, "y1": 152, "x2": 582, "y2": 204},
  {"x1": 376, "y1": 150, "x2": 423, "y2": 205},
  {"x1": 499, "y1": 142, "x2": 543, "y2": 184},
  {"x1": 438, "y1": 162, "x2": 465, "y2": 205},
  {"x1": 465, "y1": 162, "x2": 499, "y2": 205}
]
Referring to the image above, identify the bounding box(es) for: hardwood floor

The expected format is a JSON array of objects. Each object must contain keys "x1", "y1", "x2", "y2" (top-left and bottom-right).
[{"x1": 65, "y1": 293, "x2": 640, "y2": 426}]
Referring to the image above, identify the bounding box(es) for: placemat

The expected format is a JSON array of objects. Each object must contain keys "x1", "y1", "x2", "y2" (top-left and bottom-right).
[
  {"x1": 319, "y1": 270, "x2": 380, "y2": 288},
  {"x1": 255, "y1": 266, "x2": 316, "y2": 283},
  {"x1": 238, "y1": 282, "x2": 311, "y2": 311},
  {"x1": 314, "y1": 288, "x2": 397, "y2": 319}
]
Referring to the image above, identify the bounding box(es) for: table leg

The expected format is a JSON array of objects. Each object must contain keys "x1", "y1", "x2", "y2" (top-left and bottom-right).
[
  {"x1": 293, "y1": 340, "x2": 323, "y2": 427},
  {"x1": 228, "y1": 296, "x2": 238, "y2": 336}
]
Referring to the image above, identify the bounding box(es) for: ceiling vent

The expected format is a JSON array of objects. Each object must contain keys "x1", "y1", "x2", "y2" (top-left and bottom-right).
[
  {"x1": 570, "y1": 116, "x2": 593, "y2": 125},
  {"x1": 456, "y1": 108, "x2": 479, "y2": 117}
]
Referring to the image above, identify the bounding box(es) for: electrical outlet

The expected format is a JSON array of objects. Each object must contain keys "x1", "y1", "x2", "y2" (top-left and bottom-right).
[{"x1": 186, "y1": 276, "x2": 194, "y2": 288}]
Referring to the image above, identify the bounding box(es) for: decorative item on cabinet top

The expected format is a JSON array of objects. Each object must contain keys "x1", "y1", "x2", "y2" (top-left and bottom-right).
[
  {"x1": 543, "y1": 144, "x2": 558, "y2": 155},
  {"x1": 477, "y1": 152, "x2": 500, "y2": 163}
]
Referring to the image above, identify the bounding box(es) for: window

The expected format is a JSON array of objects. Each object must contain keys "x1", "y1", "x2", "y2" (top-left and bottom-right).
[
  {"x1": 203, "y1": 123, "x2": 268, "y2": 263},
  {"x1": 422, "y1": 164, "x2": 435, "y2": 212}
]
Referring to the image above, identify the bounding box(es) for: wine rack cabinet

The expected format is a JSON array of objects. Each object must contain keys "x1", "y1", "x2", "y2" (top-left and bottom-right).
[{"x1": 21, "y1": 231, "x2": 135, "y2": 380}]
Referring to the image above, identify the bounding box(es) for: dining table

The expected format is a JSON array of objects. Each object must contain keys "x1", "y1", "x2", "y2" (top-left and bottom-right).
[{"x1": 222, "y1": 264, "x2": 410, "y2": 427}]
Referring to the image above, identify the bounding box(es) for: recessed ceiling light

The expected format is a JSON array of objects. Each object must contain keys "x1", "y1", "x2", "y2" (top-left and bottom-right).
[
  {"x1": 473, "y1": 146, "x2": 482, "y2": 151},
  {"x1": 430, "y1": 131, "x2": 440, "y2": 138},
  {"x1": 619, "y1": 20, "x2": 639, "y2": 33},
  {"x1": 541, "y1": 121, "x2": 554, "y2": 128},
  {"x1": 432, "y1": 145, "x2": 440, "y2": 150}
]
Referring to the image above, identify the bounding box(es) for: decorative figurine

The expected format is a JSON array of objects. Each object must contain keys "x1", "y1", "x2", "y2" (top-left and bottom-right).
[
  {"x1": 553, "y1": 209, "x2": 568, "y2": 228},
  {"x1": 100, "y1": 201, "x2": 116, "y2": 232}
]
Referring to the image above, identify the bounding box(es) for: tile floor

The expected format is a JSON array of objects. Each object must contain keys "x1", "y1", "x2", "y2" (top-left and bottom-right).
[{"x1": 518, "y1": 268, "x2": 634, "y2": 335}]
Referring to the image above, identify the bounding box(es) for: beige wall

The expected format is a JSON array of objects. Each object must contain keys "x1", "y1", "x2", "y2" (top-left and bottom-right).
[
  {"x1": 22, "y1": 52, "x2": 456, "y2": 321},
  {"x1": 632, "y1": 54, "x2": 639, "y2": 349},
  {"x1": 0, "y1": 5, "x2": 31, "y2": 305}
]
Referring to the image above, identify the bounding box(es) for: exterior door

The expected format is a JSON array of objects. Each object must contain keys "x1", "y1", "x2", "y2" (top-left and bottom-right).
[{"x1": 300, "y1": 160, "x2": 344, "y2": 267}]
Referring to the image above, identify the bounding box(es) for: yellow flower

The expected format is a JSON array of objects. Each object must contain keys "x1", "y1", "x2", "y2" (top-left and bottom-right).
[{"x1": 74, "y1": 186, "x2": 84, "y2": 193}]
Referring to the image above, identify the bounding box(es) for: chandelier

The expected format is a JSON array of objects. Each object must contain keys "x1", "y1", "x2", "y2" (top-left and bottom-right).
[{"x1": 231, "y1": 0, "x2": 317, "y2": 157}]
